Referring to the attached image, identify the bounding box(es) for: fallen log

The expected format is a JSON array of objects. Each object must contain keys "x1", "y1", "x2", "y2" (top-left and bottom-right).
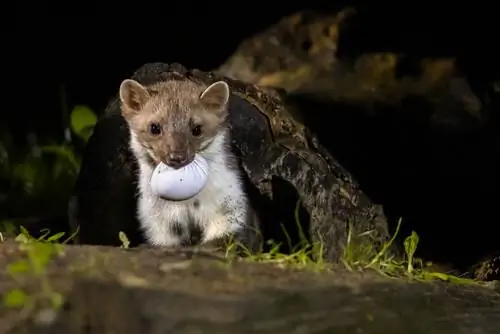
[{"x1": 68, "y1": 62, "x2": 389, "y2": 261}]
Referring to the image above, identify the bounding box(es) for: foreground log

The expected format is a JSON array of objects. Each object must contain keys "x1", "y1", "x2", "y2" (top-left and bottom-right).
[
  {"x1": 0, "y1": 241, "x2": 499, "y2": 334},
  {"x1": 68, "y1": 62, "x2": 389, "y2": 261}
]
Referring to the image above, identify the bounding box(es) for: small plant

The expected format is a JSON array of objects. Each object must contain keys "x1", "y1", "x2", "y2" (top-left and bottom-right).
[
  {"x1": 229, "y1": 207, "x2": 481, "y2": 286},
  {"x1": 119, "y1": 231, "x2": 130, "y2": 248},
  {"x1": 70, "y1": 105, "x2": 98, "y2": 142},
  {"x1": 226, "y1": 200, "x2": 326, "y2": 270},
  {"x1": 14, "y1": 226, "x2": 78, "y2": 245},
  {"x1": 3, "y1": 227, "x2": 77, "y2": 311},
  {"x1": 4, "y1": 244, "x2": 62, "y2": 310},
  {"x1": 342, "y1": 218, "x2": 479, "y2": 284},
  {"x1": 404, "y1": 231, "x2": 419, "y2": 274}
]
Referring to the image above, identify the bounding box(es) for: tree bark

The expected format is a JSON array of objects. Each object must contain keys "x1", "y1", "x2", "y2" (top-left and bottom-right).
[{"x1": 0, "y1": 241, "x2": 498, "y2": 334}]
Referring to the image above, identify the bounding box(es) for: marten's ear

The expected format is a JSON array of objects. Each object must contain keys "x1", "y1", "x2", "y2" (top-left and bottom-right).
[
  {"x1": 119, "y1": 79, "x2": 150, "y2": 115},
  {"x1": 200, "y1": 81, "x2": 230, "y2": 111}
]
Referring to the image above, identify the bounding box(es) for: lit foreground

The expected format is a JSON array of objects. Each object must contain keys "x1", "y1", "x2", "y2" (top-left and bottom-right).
[{"x1": 0, "y1": 240, "x2": 499, "y2": 334}]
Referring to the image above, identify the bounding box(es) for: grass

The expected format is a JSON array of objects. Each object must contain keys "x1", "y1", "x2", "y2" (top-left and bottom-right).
[
  {"x1": 2, "y1": 195, "x2": 483, "y2": 310},
  {"x1": 0, "y1": 211, "x2": 489, "y2": 317},
  {"x1": 224, "y1": 214, "x2": 481, "y2": 286},
  {"x1": 224, "y1": 200, "x2": 481, "y2": 285},
  {"x1": 223, "y1": 201, "x2": 328, "y2": 271},
  {"x1": 226, "y1": 237, "x2": 327, "y2": 271},
  {"x1": 1, "y1": 227, "x2": 78, "y2": 322},
  {"x1": 0, "y1": 227, "x2": 82, "y2": 331}
]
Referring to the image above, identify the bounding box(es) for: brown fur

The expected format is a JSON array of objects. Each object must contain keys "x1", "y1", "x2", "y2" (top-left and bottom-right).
[{"x1": 119, "y1": 79, "x2": 230, "y2": 167}]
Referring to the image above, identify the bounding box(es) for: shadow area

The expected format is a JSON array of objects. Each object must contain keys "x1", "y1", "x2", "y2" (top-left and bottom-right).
[
  {"x1": 227, "y1": 94, "x2": 312, "y2": 254},
  {"x1": 238, "y1": 169, "x2": 311, "y2": 254},
  {"x1": 287, "y1": 91, "x2": 499, "y2": 272}
]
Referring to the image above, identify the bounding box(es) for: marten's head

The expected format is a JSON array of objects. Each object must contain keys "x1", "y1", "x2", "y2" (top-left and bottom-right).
[{"x1": 119, "y1": 79, "x2": 230, "y2": 169}]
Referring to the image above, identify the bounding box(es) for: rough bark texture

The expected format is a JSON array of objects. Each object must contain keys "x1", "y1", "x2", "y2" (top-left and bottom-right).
[
  {"x1": 69, "y1": 62, "x2": 389, "y2": 262},
  {"x1": 217, "y1": 8, "x2": 354, "y2": 88},
  {"x1": 217, "y1": 8, "x2": 500, "y2": 276},
  {"x1": 473, "y1": 252, "x2": 500, "y2": 281},
  {"x1": 0, "y1": 241, "x2": 499, "y2": 334},
  {"x1": 217, "y1": 8, "x2": 485, "y2": 132}
]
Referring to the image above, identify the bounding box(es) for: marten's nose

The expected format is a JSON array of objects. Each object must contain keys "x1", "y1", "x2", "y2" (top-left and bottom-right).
[{"x1": 165, "y1": 152, "x2": 188, "y2": 168}]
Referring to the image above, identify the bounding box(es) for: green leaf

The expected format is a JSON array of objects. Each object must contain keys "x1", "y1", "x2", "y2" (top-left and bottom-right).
[
  {"x1": 70, "y1": 105, "x2": 97, "y2": 141},
  {"x1": 423, "y1": 271, "x2": 450, "y2": 281},
  {"x1": 19, "y1": 226, "x2": 30, "y2": 236},
  {"x1": 47, "y1": 232, "x2": 66, "y2": 242},
  {"x1": 79, "y1": 126, "x2": 95, "y2": 142},
  {"x1": 404, "y1": 231, "x2": 419, "y2": 257},
  {"x1": 3, "y1": 289, "x2": 28, "y2": 308},
  {"x1": 118, "y1": 231, "x2": 130, "y2": 248},
  {"x1": 15, "y1": 233, "x2": 30, "y2": 244},
  {"x1": 50, "y1": 292, "x2": 64, "y2": 309},
  {"x1": 404, "y1": 231, "x2": 419, "y2": 274},
  {"x1": 7, "y1": 261, "x2": 31, "y2": 274}
]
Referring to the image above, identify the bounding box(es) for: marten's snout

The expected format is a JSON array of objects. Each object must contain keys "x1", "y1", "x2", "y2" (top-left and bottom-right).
[{"x1": 164, "y1": 151, "x2": 189, "y2": 169}]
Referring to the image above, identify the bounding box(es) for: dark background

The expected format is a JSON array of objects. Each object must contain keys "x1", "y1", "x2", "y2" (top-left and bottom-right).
[
  {"x1": 11, "y1": 2, "x2": 500, "y2": 270},
  {"x1": 15, "y1": 3, "x2": 497, "y2": 142}
]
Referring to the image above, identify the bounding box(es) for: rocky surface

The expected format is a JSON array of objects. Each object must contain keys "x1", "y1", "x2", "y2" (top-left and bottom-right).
[
  {"x1": 1, "y1": 240, "x2": 499, "y2": 334},
  {"x1": 69, "y1": 62, "x2": 390, "y2": 262}
]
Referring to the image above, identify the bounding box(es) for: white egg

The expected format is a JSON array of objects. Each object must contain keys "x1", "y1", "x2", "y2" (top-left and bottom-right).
[{"x1": 150, "y1": 155, "x2": 209, "y2": 201}]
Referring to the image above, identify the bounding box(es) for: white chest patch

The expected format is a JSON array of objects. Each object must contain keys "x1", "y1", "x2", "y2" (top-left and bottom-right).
[{"x1": 131, "y1": 129, "x2": 249, "y2": 247}]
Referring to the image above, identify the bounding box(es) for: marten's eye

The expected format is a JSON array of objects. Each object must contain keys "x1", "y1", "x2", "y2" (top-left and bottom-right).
[
  {"x1": 149, "y1": 123, "x2": 162, "y2": 135},
  {"x1": 191, "y1": 125, "x2": 202, "y2": 137}
]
